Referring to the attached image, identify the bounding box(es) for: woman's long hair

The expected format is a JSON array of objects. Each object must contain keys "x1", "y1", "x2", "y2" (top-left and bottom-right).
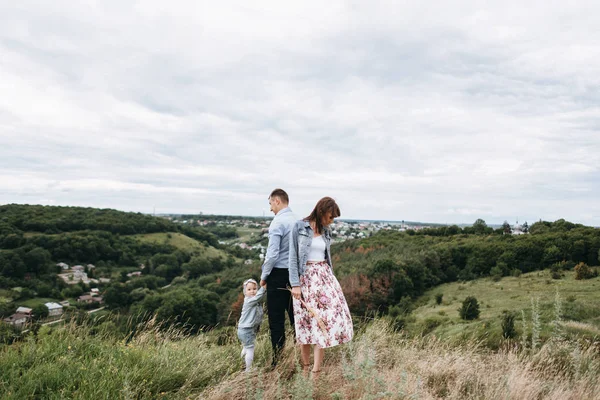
[{"x1": 304, "y1": 197, "x2": 341, "y2": 234}]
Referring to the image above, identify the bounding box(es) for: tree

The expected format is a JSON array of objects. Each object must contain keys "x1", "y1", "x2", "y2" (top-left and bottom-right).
[
  {"x1": 502, "y1": 221, "x2": 512, "y2": 235},
  {"x1": 32, "y1": 304, "x2": 49, "y2": 320},
  {"x1": 182, "y1": 258, "x2": 212, "y2": 279},
  {"x1": 459, "y1": 296, "x2": 480, "y2": 320},
  {"x1": 542, "y1": 245, "x2": 562, "y2": 267},
  {"x1": 522, "y1": 222, "x2": 529, "y2": 233},
  {"x1": 472, "y1": 219, "x2": 489, "y2": 235},
  {"x1": 104, "y1": 285, "x2": 132, "y2": 309}
]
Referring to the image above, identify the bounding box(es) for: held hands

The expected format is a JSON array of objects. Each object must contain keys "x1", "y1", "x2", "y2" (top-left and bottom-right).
[
  {"x1": 260, "y1": 280, "x2": 267, "y2": 288},
  {"x1": 291, "y1": 286, "x2": 302, "y2": 300}
]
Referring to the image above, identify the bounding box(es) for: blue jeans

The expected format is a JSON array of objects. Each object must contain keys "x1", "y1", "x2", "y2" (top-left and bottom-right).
[{"x1": 237, "y1": 327, "x2": 256, "y2": 348}]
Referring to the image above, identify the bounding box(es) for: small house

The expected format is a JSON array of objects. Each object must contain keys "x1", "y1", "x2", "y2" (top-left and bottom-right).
[
  {"x1": 44, "y1": 302, "x2": 63, "y2": 317},
  {"x1": 3, "y1": 313, "x2": 29, "y2": 328},
  {"x1": 15, "y1": 307, "x2": 33, "y2": 316},
  {"x1": 77, "y1": 295, "x2": 94, "y2": 304}
]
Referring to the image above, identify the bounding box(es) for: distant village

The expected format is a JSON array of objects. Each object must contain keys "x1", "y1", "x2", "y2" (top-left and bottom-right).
[
  {"x1": 166, "y1": 216, "x2": 529, "y2": 265},
  {"x1": 169, "y1": 215, "x2": 452, "y2": 240},
  {"x1": 3, "y1": 262, "x2": 106, "y2": 329},
  {"x1": 166, "y1": 216, "x2": 443, "y2": 255}
]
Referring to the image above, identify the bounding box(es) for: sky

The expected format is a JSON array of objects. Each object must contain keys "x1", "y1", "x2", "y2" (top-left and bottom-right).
[{"x1": 1, "y1": 1, "x2": 599, "y2": 226}]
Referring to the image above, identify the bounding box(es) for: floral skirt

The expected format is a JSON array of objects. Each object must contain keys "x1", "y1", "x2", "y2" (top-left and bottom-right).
[{"x1": 293, "y1": 261, "x2": 353, "y2": 348}]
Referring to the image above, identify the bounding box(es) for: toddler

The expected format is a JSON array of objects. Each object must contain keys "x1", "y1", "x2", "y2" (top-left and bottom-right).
[{"x1": 237, "y1": 278, "x2": 266, "y2": 371}]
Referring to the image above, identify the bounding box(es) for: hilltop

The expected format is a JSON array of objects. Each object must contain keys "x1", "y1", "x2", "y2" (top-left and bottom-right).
[{"x1": 1, "y1": 315, "x2": 598, "y2": 399}]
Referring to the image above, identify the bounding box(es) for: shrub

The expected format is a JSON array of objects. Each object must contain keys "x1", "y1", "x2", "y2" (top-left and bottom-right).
[
  {"x1": 459, "y1": 296, "x2": 480, "y2": 320},
  {"x1": 435, "y1": 293, "x2": 443, "y2": 305},
  {"x1": 550, "y1": 263, "x2": 563, "y2": 279},
  {"x1": 501, "y1": 311, "x2": 516, "y2": 339},
  {"x1": 574, "y1": 262, "x2": 594, "y2": 280},
  {"x1": 421, "y1": 317, "x2": 443, "y2": 334},
  {"x1": 490, "y1": 266, "x2": 503, "y2": 281}
]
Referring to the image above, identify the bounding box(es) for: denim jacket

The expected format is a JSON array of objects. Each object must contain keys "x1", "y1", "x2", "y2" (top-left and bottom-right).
[
  {"x1": 288, "y1": 220, "x2": 333, "y2": 287},
  {"x1": 238, "y1": 286, "x2": 266, "y2": 329}
]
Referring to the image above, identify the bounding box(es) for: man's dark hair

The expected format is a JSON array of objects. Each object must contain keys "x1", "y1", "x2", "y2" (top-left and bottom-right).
[{"x1": 269, "y1": 188, "x2": 289, "y2": 204}]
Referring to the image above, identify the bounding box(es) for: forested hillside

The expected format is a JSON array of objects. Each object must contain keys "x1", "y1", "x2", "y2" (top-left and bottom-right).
[
  {"x1": 334, "y1": 219, "x2": 600, "y2": 316},
  {"x1": 2, "y1": 204, "x2": 599, "y2": 344},
  {"x1": 0, "y1": 204, "x2": 255, "y2": 332}
]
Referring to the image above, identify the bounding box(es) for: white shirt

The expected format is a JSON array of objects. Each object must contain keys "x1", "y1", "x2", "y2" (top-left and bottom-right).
[{"x1": 307, "y1": 235, "x2": 326, "y2": 261}]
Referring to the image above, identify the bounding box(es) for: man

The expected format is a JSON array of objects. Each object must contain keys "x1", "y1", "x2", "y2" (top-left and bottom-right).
[{"x1": 260, "y1": 188, "x2": 296, "y2": 366}]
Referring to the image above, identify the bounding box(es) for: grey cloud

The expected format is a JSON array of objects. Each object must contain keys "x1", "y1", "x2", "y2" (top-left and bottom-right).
[{"x1": 1, "y1": 1, "x2": 600, "y2": 225}]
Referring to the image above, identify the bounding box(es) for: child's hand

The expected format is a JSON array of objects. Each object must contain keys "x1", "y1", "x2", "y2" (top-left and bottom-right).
[{"x1": 260, "y1": 280, "x2": 267, "y2": 288}]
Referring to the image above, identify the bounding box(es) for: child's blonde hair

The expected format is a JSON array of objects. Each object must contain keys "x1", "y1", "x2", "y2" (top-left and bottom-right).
[{"x1": 243, "y1": 278, "x2": 258, "y2": 293}]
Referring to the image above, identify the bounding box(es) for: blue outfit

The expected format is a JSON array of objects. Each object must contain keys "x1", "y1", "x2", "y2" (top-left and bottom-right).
[
  {"x1": 261, "y1": 206, "x2": 297, "y2": 363},
  {"x1": 237, "y1": 286, "x2": 266, "y2": 347},
  {"x1": 260, "y1": 207, "x2": 297, "y2": 282},
  {"x1": 288, "y1": 220, "x2": 333, "y2": 287}
]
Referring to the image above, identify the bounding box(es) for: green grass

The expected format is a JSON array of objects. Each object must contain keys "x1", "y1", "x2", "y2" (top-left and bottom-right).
[
  {"x1": 410, "y1": 270, "x2": 600, "y2": 342},
  {"x1": 18, "y1": 298, "x2": 61, "y2": 309},
  {"x1": 230, "y1": 227, "x2": 262, "y2": 243},
  {"x1": 131, "y1": 232, "x2": 229, "y2": 259},
  {"x1": 1, "y1": 318, "x2": 598, "y2": 399}
]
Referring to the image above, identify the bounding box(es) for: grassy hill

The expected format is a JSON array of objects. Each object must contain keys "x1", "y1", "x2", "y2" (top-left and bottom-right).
[
  {"x1": 131, "y1": 232, "x2": 230, "y2": 260},
  {"x1": 1, "y1": 317, "x2": 598, "y2": 399},
  {"x1": 407, "y1": 270, "x2": 600, "y2": 345}
]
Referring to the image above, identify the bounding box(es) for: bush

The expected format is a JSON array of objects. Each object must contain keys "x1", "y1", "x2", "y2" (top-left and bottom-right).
[
  {"x1": 490, "y1": 266, "x2": 503, "y2": 281},
  {"x1": 459, "y1": 296, "x2": 480, "y2": 320},
  {"x1": 32, "y1": 304, "x2": 49, "y2": 320},
  {"x1": 550, "y1": 266, "x2": 563, "y2": 279},
  {"x1": 574, "y1": 262, "x2": 594, "y2": 280},
  {"x1": 501, "y1": 311, "x2": 516, "y2": 339},
  {"x1": 421, "y1": 317, "x2": 444, "y2": 335},
  {"x1": 435, "y1": 293, "x2": 443, "y2": 305}
]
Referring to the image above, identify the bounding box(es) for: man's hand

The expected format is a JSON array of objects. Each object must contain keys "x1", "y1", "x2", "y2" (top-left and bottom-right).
[
  {"x1": 291, "y1": 286, "x2": 302, "y2": 300},
  {"x1": 260, "y1": 279, "x2": 267, "y2": 288}
]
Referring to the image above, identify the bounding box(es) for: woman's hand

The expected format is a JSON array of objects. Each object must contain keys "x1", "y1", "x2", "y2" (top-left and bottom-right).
[{"x1": 291, "y1": 286, "x2": 302, "y2": 300}]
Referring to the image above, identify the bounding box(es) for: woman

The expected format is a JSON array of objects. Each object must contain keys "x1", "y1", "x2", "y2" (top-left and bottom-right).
[{"x1": 289, "y1": 197, "x2": 353, "y2": 378}]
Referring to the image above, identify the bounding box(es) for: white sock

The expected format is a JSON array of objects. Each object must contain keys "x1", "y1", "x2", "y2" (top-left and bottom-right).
[{"x1": 244, "y1": 347, "x2": 255, "y2": 372}]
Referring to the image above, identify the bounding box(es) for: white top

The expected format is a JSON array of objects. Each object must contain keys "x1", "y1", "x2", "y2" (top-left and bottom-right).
[{"x1": 307, "y1": 235, "x2": 326, "y2": 261}]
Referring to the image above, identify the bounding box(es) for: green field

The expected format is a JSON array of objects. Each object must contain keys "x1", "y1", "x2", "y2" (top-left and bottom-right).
[
  {"x1": 411, "y1": 270, "x2": 600, "y2": 340},
  {"x1": 18, "y1": 298, "x2": 61, "y2": 308},
  {"x1": 228, "y1": 227, "x2": 263, "y2": 244},
  {"x1": 131, "y1": 232, "x2": 229, "y2": 259}
]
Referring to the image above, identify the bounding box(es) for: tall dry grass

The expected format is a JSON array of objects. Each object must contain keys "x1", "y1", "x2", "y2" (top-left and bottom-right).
[
  {"x1": 1, "y1": 316, "x2": 598, "y2": 399},
  {"x1": 204, "y1": 318, "x2": 599, "y2": 400}
]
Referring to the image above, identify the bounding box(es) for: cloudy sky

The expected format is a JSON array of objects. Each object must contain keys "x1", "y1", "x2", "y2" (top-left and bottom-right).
[{"x1": 1, "y1": 1, "x2": 599, "y2": 226}]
